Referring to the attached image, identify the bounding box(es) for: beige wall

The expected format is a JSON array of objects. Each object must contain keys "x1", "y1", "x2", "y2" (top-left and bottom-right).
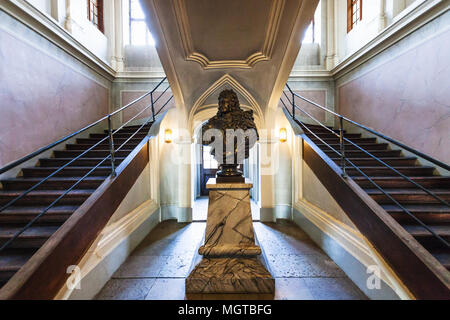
[{"x1": 337, "y1": 10, "x2": 450, "y2": 164}]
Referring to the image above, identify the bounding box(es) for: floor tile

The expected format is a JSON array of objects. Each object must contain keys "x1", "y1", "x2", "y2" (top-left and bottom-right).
[
  {"x1": 159, "y1": 254, "x2": 196, "y2": 278},
  {"x1": 96, "y1": 278, "x2": 155, "y2": 300},
  {"x1": 303, "y1": 278, "x2": 367, "y2": 300},
  {"x1": 98, "y1": 219, "x2": 366, "y2": 300},
  {"x1": 145, "y1": 279, "x2": 186, "y2": 300},
  {"x1": 266, "y1": 254, "x2": 345, "y2": 278},
  {"x1": 113, "y1": 255, "x2": 169, "y2": 278},
  {"x1": 274, "y1": 278, "x2": 314, "y2": 300}
]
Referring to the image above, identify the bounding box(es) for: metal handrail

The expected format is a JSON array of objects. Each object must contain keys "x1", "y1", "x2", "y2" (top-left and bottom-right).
[
  {"x1": 286, "y1": 84, "x2": 450, "y2": 172},
  {"x1": 282, "y1": 84, "x2": 449, "y2": 248},
  {"x1": 0, "y1": 78, "x2": 173, "y2": 253}
]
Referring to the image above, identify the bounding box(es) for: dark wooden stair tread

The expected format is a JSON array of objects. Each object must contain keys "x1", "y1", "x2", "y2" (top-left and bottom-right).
[
  {"x1": 39, "y1": 158, "x2": 125, "y2": 167},
  {"x1": 66, "y1": 143, "x2": 139, "y2": 150},
  {"x1": 0, "y1": 189, "x2": 95, "y2": 197},
  {"x1": 316, "y1": 144, "x2": 389, "y2": 151},
  {"x1": 0, "y1": 190, "x2": 94, "y2": 206},
  {"x1": 347, "y1": 166, "x2": 435, "y2": 177},
  {"x1": 22, "y1": 166, "x2": 113, "y2": 177},
  {"x1": 403, "y1": 224, "x2": 450, "y2": 237},
  {"x1": 0, "y1": 205, "x2": 78, "y2": 223},
  {"x1": 0, "y1": 225, "x2": 59, "y2": 239},
  {"x1": 302, "y1": 121, "x2": 450, "y2": 284},
  {"x1": 53, "y1": 150, "x2": 134, "y2": 158},
  {"x1": 0, "y1": 123, "x2": 151, "y2": 290},
  {"x1": 382, "y1": 204, "x2": 450, "y2": 214},
  {"x1": 353, "y1": 176, "x2": 450, "y2": 189},
  {"x1": 365, "y1": 188, "x2": 450, "y2": 195},
  {"x1": 0, "y1": 250, "x2": 36, "y2": 271},
  {"x1": 323, "y1": 150, "x2": 402, "y2": 157},
  {"x1": 1, "y1": 177, "x2": 105, "y2": 190},
  {"x1": 431, "y1": 252, "x2": 450, "y2": 270}
]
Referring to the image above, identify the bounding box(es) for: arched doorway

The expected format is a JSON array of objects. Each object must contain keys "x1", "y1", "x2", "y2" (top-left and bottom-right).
[{"x1": 192, "y1": 121, "x2": 261, "y2": 221}]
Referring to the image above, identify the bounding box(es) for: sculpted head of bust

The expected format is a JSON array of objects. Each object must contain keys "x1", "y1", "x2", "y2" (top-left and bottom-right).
[{"x1": 218, "y1": 89, "x2": 240, "y2": 115}]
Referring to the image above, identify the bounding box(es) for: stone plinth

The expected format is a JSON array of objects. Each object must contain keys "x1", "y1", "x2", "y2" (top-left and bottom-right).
[{"x1": 186, "y1": 179, "x2": 274, "y2": 294}]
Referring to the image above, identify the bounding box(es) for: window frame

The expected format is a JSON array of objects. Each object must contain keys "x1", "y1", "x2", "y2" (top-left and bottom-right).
[
  {"x1": 347, "y1": 0, "x2": 362, "y2": 33},
  {"x1": 87, "y1": 0, "x2": 104, "y2": 33}
]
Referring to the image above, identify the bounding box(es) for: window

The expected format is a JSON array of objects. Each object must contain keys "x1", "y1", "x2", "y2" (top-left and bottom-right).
[
  {"x1": 87, "y1": 0, "x2": 104, "y2": 33},
  {"x1": 347, "y1": 0, "x2": 362, "y2": 32},
  {"x1": 124, "y1": 0, "x2": 155, "y2": 46},
  {"x1": 302, "y1": 2, "x2": 321, "y2": 44},
  {"x1": 303, "y1": 19, "x2": 315, "y2": 43}
]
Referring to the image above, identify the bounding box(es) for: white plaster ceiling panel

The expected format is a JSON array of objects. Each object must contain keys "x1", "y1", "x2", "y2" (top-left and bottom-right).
[
  {"x1": 174, "y1": 0, "x2": 285, "y2": 69},
  {"x1": 141, "y1": 0, "x2": 319, "y2": 124}
]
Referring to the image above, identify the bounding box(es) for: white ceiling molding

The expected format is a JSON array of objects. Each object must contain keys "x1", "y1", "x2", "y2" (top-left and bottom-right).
[{"x1": 173, "y1": 0, "x2": 285, "y2": 70}]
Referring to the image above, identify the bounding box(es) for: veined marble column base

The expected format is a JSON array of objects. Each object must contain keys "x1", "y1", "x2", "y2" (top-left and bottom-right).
[
  {"x1": 186, "y1": 257, "x2": 275, "y2": 294},
  {"x1": 186, "y1": 178, "x2": 275, "y2": 294}
]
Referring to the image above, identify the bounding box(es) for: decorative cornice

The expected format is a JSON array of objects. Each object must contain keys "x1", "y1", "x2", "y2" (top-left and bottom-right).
[
  {"x1": 288, "y1": 0, "x2": 447, "y2": 82},
  {"x1": 173, "y1": 0, "x2": 285, "y2": 70},
  {"x1": 332, "y1": 0, "x2": 447, "y2": 80}
]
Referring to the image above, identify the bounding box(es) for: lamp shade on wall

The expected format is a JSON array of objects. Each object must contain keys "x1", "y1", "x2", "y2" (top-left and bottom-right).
[
  {"x1": 165, "y1": 129, "x2": 173, "y2": 143},
  {"x1": 279, "y1": 128, "x2": 287, "y2": 143}
]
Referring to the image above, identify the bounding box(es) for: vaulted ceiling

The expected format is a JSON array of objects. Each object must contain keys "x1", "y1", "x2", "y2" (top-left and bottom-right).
[{"x1": 140, "y1": 0, "x2": 319, "y2": 128}]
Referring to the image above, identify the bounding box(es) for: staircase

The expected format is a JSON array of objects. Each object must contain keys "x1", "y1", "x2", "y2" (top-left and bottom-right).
[
  {"x1": 301, "y1": 123, "x2": 450, "y2": 272},
  {"x1": 0, "y1": 123, "x2": 152, "y2": 290}
]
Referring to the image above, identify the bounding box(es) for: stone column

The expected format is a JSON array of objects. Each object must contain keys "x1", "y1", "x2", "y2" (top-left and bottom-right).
[
  {"x1": 186, "y1": 179, "x2": 274, "y2": 294},
  {"x1": 378, "y1": 0, "x2": 387, "y2": 32},
  {"x1": 325, "y1": 0, "x2": 337, "y2": 70},
  {"x1": 112, "y1": 0, "x2": 125, "y2": 72}
]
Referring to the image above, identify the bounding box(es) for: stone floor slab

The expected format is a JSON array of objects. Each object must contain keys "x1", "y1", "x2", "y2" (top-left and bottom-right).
[{"x1": 96, "y1": 278, "x2": 155, "y2": 300}]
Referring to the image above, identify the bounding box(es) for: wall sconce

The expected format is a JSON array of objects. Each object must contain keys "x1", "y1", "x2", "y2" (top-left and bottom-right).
[
  {"x1": 164, "y1": 129, "x2": 173, "y2": 143},
  {"x1": 279, "y1": 128, "x2": 287, "y2": 143}
]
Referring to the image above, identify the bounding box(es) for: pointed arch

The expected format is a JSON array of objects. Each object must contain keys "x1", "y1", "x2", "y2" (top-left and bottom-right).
[{"x1": 189, "y1": 74, "x2": 265, "y2": 133}]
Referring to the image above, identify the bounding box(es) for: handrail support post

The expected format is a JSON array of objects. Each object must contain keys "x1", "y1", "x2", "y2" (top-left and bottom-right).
[
  {"x1": 107, "y1": 116, "x2": 116, "y2": 177},
  {"x1": 151, "y1": 92, "x2": 156, "y2": 122},
  {"x1": 339, "y1": 116, "x2": 347, "y2": 178},
  {"x1": 292, "y1": 92, "x2": 295, "y2": 119}
]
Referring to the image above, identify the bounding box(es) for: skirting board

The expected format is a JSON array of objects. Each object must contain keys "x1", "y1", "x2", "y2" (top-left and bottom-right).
[
  {"x1": 260, "y1": 205, "x2": 292, "y2": 222},
  {"x1": 55, "y1": 200, "x2": 161, "y2": 300},
  {"x1": 161, "y1": 205, "x2": 193, "y2": 222},
  {"x1": 293, "y1": 200, "x2": 413, "y2": 300}
]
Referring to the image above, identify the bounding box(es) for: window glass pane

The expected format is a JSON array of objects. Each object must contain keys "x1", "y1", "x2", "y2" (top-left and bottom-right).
[
  {"x1": 302, "y1": 22, "x2": 314, "y2": 43},
  {"x1": 131, "y1": 0, "x2": 146, "y2": 19},
  {"x1": 203, "y1": 147, "x2": 218, "y2": 169},
  {"x1": 131, "y1": 21, "x2": 148, "y2": 45},
  {"x1": 147, "y1": 31, "x2": 156, "y2": 46}
]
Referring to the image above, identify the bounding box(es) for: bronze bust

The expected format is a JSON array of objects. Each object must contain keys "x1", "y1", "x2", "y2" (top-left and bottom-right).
[{"x1": 202, "y1": 89, "x2": 259, "y2": 182}]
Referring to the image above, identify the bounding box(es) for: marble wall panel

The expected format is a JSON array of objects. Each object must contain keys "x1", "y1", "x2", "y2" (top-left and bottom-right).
[
  {"x1": 0, "y1": 29, "x2": 109, "y2": 167},
  {"x1": 280, "y1": 90, "x2": 327, "y2": 123},
  {"x1": 338, "y1": 30, "x2": 450, "y2": 164},
  {"x1": 121, "y1": 90, "x2": 175, "y2": 123}
]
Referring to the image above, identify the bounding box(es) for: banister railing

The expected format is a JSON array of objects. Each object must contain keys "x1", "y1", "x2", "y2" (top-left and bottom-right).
[
  {"x1": 285, "y1": 84, "x2": 450, "y2": 172},
  {"x1": 0, "y1": 77, "x2": 172, "y2": 253},
  {"x1": 282, "y1": 83, "x2": 450, "y2": 248}
]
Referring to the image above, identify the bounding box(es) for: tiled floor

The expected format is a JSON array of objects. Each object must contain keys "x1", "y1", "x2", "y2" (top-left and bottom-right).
[
  {"x1": 96, "y1": 220, "x2": 367, "y2": 300},
  {"x1": 193, "y1": 197, "x2": 260, "y2": 221}
]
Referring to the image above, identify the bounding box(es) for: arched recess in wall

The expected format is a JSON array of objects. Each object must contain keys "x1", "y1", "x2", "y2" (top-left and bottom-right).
[{"x1": 188, "y1": 74, "x2": 265, "y2": 135}]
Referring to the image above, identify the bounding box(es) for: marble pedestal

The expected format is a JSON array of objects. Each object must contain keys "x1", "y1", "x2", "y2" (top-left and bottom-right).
[{"x1": 186, "y1": 179, "x2": 275, "y2": 294}]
